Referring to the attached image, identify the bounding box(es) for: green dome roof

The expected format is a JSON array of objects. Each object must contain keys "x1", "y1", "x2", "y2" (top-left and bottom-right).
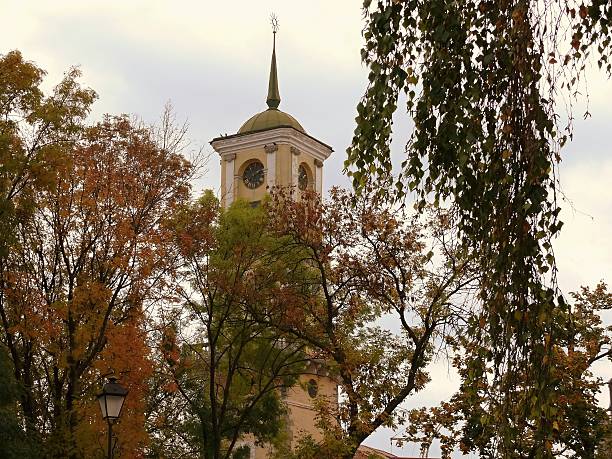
[{"x1": 238, "y1": 108, "x2": 305, "y2": 134}]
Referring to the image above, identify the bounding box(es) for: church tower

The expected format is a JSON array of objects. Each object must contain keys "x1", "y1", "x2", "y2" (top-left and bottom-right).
[
  {"x1": 211, "y1": 25, "x2": 333, "y2": 208},
  {"x1": 211, "y1": 25, "x2": 337, "y2": 458}
]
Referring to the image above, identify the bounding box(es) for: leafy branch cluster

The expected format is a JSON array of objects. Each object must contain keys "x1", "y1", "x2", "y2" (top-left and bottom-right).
[
  {"x1": 261, "y1": 188, "x2": 479, "y2": 459},
  {"x1": 347, "y1": 1, "x2": 612, "y2": 456},
  {"x1": 399, "y1": 282, "x2": 612, "y2": 458}
]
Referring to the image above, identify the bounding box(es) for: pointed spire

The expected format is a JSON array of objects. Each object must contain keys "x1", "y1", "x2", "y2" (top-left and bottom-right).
[{"x1": 267, "y1": 15, "x2": 281, "y2": 109}]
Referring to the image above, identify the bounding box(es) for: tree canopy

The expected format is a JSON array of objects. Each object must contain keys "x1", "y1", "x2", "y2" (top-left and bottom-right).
[
  {"x1": 0, "y1": 50, "x2": 195, "y2": 457},
  {"x1": 262, "y1": 188, "x2": 478, "y2": 459},
  {"x1": 346, "y1": 1, "x2": 612, "y2": 456},
  {"x1": 2, "y1": 3, "x2": 612, "y2": 454},
  {"x1": 151, "y1": 196, "x2": 308, "y2": 459}
]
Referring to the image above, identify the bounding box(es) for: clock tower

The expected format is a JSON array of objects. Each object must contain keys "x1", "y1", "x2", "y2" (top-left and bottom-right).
[
  {"x1": 210, "y1": 27, "x2": 337, "y2": 458},
  {"x1": 211, "y1": 28, "x2": 333, "y2": 208}
]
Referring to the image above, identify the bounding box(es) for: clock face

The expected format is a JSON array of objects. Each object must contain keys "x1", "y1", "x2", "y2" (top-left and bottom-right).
[
  {"x1": 243, "y1": 161, "x2": 264, "y2": 189},
  {"x1": 298, "y1": 164, "x2": 309, "y2": 190}
]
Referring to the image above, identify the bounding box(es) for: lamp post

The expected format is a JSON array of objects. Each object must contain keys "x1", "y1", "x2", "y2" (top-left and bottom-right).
[{"x1": 97, "y1": 377, "x2": 128, "y2": 459}]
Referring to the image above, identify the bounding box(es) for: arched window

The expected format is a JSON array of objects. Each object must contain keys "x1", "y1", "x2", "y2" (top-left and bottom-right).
[
  {"x1": 307, "y1": 379, "x2": 318, "y2": 398},
  {"x1": 298, "y1": 163, "x2": 312, "y2": 191}
]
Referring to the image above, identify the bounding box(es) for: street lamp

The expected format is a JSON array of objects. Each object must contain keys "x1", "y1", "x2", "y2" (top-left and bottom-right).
[{"x1": 97, "y1": 377, "x2": 128, "y2": 459}]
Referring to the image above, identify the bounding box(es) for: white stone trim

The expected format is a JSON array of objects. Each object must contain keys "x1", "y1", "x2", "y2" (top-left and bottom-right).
[
  {"x1": 291, "y1": 147, "x2": 300, "y2": 189},
  {"x1": 264, "y1": 144, "x2": 277, "y2": 189},
  {"x1": 224, "y1": 155, "x2": 235, "y2": 207},
  {"x1": 212, "y1": 128, "x2": 333, "y2": 163},
  {"x1": 315, "y1": 159, "x2": 323, "y2": 194},
  {"x1": 285, "y1": 400, "x2": 317, "y2": 411}
]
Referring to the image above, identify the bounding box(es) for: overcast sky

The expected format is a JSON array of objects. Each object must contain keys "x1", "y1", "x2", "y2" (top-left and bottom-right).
[{"x1": 3, "y1": 1, "x2": 611, "y2": 456}]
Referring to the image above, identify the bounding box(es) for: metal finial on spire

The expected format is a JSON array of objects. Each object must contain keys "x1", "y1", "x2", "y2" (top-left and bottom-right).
[
  {"x1": 267, "y1": 14, "x2": 281, "y2": 109},
  {"x1": 270, "y1": 13, "x2": 279, "y2": 34}
]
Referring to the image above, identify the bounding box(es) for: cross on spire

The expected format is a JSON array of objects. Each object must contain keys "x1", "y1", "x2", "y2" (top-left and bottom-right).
[{"x1": 267, "y1": 14, "x2": 281, "y2": 110}]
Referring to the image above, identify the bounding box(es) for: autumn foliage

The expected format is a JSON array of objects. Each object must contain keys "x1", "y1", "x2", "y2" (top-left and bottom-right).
[
  {"x1": 2, "y1": 38, "x2": 611, "y2": 459},
  {"x1": 262, "y1": 188, "x2": 479, "y2": 459},
  {"x1": 1, "y1": 50, "x2": 194, "y2": 458}
]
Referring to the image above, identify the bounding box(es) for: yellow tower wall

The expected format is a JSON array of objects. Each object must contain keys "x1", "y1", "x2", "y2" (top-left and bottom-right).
[
  {"x1": 211, "y1": 127, "x2": 334, "y2": 458},
  {"x1": 252, "y1": 366, "x2": 339, "y2": 459},
  {"x1": 212, "y1": 127, "x2": 332, "y2": 209}
]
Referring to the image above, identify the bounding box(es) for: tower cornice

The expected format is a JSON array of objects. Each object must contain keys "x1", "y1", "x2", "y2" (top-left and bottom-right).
[{"x1": 211, "y1": 127, "x2": 333, "y2": 163}]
